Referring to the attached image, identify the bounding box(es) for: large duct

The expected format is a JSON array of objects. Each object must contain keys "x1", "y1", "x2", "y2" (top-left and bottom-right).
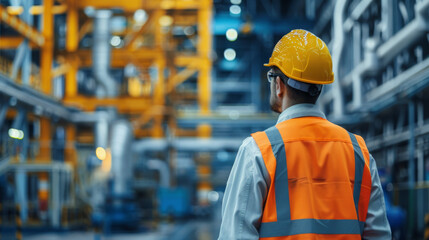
[
  {"x1": 92, "y1": 10, "x2": 118, "y2": 98},
  {"x1": 110, "y1": 120, "x2": 133, "y2": 197}
]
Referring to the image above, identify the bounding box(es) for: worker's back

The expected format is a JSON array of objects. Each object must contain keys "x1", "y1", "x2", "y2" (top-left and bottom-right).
[{"x1": 251, "y1": 116, "x2": 372, "y2": 239}]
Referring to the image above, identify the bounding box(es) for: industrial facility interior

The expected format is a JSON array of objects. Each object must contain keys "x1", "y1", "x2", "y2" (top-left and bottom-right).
[{"x1": 0, "y1": 0, "x2": 429, "y2": 239}]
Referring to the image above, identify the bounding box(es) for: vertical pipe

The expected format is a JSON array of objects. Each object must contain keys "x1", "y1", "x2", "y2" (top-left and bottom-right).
[
  {"x1": 51, "y1": 168, "x2": 59, "y2": 227},
  {"x1": 331, "y1": 0, "x2": 347, "y2": 118},
  {"x1": 381, "y1": 0, "x2": 394, "y2": 41},
  {"x1": 21, "y1": 0, "x2": 33, "y2": 86},
  {"x1": 92, "y1": 10, "x2": 117, "y2": 97},
  {"x1": 110, "y1": 120, "x2": 133, "y2": 197},
  {"x1": 12, "y1": 110, "x2": 28, "y2": 224},
  {"x1": 408, "y1": 99, "x2": 415, "y2": 237},
  {"x1": 0, "y1": 103, "x2": 9, "y2": 131}
]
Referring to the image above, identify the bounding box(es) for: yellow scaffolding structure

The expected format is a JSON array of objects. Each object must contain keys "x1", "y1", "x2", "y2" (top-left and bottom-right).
[{"x1": 59, "y1": 0, "x2": 213, "y2": 138}]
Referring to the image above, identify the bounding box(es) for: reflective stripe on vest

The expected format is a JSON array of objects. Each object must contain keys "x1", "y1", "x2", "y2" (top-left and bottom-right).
[{"x1": 253, "y1": 123, "x2": 370, "y2": 238}]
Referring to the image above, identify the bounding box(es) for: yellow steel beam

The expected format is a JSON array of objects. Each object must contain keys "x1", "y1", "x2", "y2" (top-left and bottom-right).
[
  {"x1": 76, "y1": 0, "x2": 203, "y2": 11},
  {"x1": 0, "y1": 5, "x2": 44, "y2": 47},
  {"x1": 51, "y1": 63, "x2": 70, "y2": 78},
  {"x1": 125, "y1": 14, "x2": 155, "y2": 49},
  {"x1": 65, "y1": 0, "x2": 78, "y2": 98},
  {"x1": 167, "y1": 66, "x2": 198, "y2": 93},
  {"x1": 63, "y1": 96, "x2": 152, "y2": 112},
  {"x1": 78, "y1": 19, "x2": 92, "y2": 41},
  {"x1": 131, "y1": 105, "x2": 166, "y2": 128},
  {"x1": 71, "y1": 48, "x2": 163, "y2": 67},
  {"x1": 197, "y1": 0, "x2": 212, "y2": 115},
  {"x1": 0, "y1": 37, "x2": 37, "y2": 49},
  {"x1": 40, "y1": 0, "x2": 54, "y2": 95},
  {"x1": 6, "y1": 5, "x2": 67, "y2": 15},
  {"x1": 175, "y1": 55, "x2": 204, "y2": 67}
]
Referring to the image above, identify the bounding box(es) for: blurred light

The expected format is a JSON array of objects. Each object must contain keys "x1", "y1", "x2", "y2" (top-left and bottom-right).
[
  {"x1": 184, "y1": 26, "x2": 195, "y2": 36},
  {"x1": 95, "y1": 147, "x2": 107, "y2": 161},
  {"x1": 229, "y1": 5, "x2": 241, "y2": 15},
  {"x1": 8, "y1": 128, "x2": 24, "y2": 140},
  {"x1": 101, "y1": 148, "x2": 112, "y2": 172},
  {"x1": 110, "y1": 36, "x2": 122, "y2": 47},
  {"x1": 208, "y1": 191, "x2": 220, "y2": 202},
  {"x1": 229, "y1": 110, "x2": 240, "y2": 120},
  {"x1": 230, "y1": 0, "x2": 242, "y2": 4},
  {"x1": 226, "y1": 28, "x2": 238, "y2": 41},
  {"x1": 133, "y1": 9, "x2": 148, "y2": 24},
  {"x1": 224, "y1": 48, "x2": 236, "y2": 61},
  {"x1": 159, "y1": 15, "x2": 173, "y2": 27},
  {"x1": 84, "y1": 6, "x2": 95, "y2": 17}
]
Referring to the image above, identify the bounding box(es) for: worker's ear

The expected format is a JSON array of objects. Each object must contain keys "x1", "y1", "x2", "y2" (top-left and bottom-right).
[{"x1": 276, "y1": 76, "x2": 285, "y2": 97}]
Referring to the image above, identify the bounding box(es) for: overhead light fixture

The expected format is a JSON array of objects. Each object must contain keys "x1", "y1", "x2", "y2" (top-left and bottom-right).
[
  {"x1": 133, "y1": 9, "x2": 148, "y2": 24},
  {"x1": 110, "y1": 36, "x2": 122, "y2": 47},
  {"x1": 159, "y1": 15, "x2": 173, "y2": 27},
  {"x1": 95, "y1": 147, "x2": 107, "y2": 161},
  {"x1": 84, "y1": 6, "x2": 95, "y2": 17},
  {"x1": 8, "y1": 128, "x2": 24, "y2": 140},
  {"x1": 229, "y1": 5, "x2": 241, "y2": 15},
  {"x1": 230, "y1": 0, "x2": 242, "y2": 4},
  {"x1": 224, "y1": 48, "x2": 236, "y2": 61},
  {"x1": 226, "y1": 28, "x2": 238, "y2": 41},
  {"x1": 184, "y1": 26, "x2": 195, "y2": 36}
]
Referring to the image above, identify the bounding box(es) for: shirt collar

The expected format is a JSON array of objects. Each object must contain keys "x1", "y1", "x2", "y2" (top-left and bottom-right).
[{"x1": 276, "y1": 103, "x2": 326, "y2": 124}]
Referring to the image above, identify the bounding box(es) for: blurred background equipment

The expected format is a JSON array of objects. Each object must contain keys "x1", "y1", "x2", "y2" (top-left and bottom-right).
[{"x1": 0, "y1": 0, "x2": 428, "y2": 239}]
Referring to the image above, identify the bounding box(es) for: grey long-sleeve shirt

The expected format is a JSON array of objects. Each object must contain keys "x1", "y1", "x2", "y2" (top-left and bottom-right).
[{"x1": 218, "y1": 104, "x2": 391, "y2": 240}]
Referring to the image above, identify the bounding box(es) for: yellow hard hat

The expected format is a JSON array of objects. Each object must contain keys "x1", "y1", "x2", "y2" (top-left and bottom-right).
[{"x1": 264, "y1": 29, "x2": 334, "y2": 85}]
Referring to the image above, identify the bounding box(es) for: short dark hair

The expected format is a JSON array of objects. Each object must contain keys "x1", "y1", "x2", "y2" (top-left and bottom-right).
[{"x1": 271, "y1": 67, "x2": 321, "y2": 104}]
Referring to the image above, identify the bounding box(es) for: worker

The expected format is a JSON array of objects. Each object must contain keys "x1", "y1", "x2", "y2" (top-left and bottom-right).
[{"x1": 218, "y1": 29, "x2": 391, "y2": 239}]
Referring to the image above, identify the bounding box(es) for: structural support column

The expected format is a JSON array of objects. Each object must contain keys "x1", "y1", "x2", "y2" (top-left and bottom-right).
[
  {"x1": 40, "y1": 0, "x2": 53, "y2": 95},
  {"x1": 152, "y1": 10, "x2": 165, "y2": 138},
  {"x1": 65, "y1": 0, "x2": 78, "y2": 97},
  {"x1": 39, "y1": 118, "x2": 51, "y2": 161},
  {"x1": 65, "y1": 125, "x2": 77, "y2": 166},
  {"x1": 197, "y1": 0, "x2": 212, "y2": 116}
]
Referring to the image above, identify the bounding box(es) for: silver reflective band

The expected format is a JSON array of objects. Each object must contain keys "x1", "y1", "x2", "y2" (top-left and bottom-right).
[{"x1": 287, "y1": 78, "x2": 322, "y2": 93}]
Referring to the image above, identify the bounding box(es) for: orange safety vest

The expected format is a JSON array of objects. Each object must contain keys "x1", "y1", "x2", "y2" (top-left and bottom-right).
[{"x1": 251, "y1": 117, "x2": 372, "y2": 240}]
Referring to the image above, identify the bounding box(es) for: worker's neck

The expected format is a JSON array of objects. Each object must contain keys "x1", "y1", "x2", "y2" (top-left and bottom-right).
[{"x1": 280, "y1": 97, "x2": 297, "y2": 112}]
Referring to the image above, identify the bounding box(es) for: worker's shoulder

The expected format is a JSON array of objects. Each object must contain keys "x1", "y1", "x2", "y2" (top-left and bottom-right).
[{"x1": 240, "y1": 136, "x2": 256, "y2": 149}]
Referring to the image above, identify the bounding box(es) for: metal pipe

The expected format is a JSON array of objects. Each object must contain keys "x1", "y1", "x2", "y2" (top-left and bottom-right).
[
  {"x1": 94, "y1": 119, "x2": 109, "y2": 149},
  {"x1": 110, "y1": 120, "x2": 133, "y2": 197},
  {"x1": 92, "y1": 10, "x2": 117, "y2": 98},
  {"x1": 331, "y1": 0, "x2": 348, "y2": 118},
  {"x1": 376, "y1": 15, "x2": 428, "y2": 67},
  {"x1": 407, "y1": 100, "x2": 416, "y2": 237},
  {"x1": 147, "y1": 159, "x2": 170, "y2": 187},
  {"x1": 132, "y1": 138, "x2": 243, "y2": 153}
]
